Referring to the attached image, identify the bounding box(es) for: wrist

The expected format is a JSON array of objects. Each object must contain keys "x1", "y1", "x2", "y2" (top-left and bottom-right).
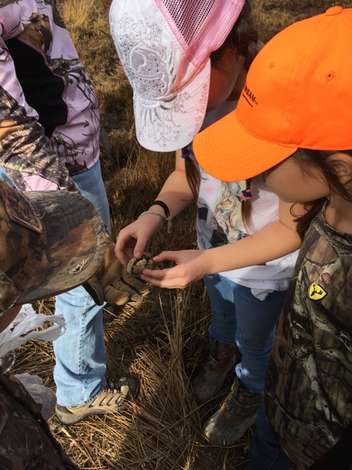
[
  {"x1": 151, "y1": 200, "x2": 171, "y2": 219},
  {"x1": 198, "y1": 249, "x2": 214, "y2": 277},
  {"x1": 138, "y1": 210, "x2": 169, "y2": 232},
  {"x1": 143, "y1": 203, "x2": 172, "y2": 233},
  {"x1": 201, "y1": 247, "x2": 232, "y2": 276},
  {"x1": 140, "y1": 210, "x2": 164, "y2": 226},
  {"x1": 149, "y1": 204, "x2": 169, "y2": 217}
]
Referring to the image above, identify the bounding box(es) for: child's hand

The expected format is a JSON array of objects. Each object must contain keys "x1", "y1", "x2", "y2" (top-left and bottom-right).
[
  {"x1": 141, "y1": 250, "x2": 208, "y2": 289},
  {"x1": 115, "y1": 213, "x2": 163, "y2": 265}
]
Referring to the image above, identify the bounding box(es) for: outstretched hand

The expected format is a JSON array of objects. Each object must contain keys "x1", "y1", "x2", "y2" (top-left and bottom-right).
[{"x1": 141, "y1": 249, "x2": 208, "y2": 289}]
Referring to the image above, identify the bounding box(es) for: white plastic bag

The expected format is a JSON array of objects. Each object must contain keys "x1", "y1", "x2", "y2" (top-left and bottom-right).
[
  {"x1": 0, "y1": 304, "x2": 65, "y2": 358},
  {"x1": 15, "y1": 372, "x2": 57, "y2": 420}
]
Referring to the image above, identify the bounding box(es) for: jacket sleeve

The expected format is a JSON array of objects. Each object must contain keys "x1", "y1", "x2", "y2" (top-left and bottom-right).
[{"x1": 0, "y1": 14, "x2": 70, "y2": 191}]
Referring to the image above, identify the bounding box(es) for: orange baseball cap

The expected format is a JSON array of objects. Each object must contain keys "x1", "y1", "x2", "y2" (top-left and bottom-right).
[{"x1": 194, "y1": 6, "x2": 352, "y2": 182}]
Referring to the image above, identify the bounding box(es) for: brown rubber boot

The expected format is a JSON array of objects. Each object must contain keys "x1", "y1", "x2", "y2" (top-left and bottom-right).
[
  {"x1": 192, "y1": 339, "x2": 240, "y2": 404},
  {"x1": 203, "y1": 377, "x2": 263, "y2": 446}
]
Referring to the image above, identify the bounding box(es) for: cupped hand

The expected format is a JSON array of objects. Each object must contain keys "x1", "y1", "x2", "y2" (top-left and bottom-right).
[
  {"x1": 115, "y1": 214, "x2": 162, "y2": 265},
  {"x1": 141, "y1": 249, "x2": 209, "y2": 289}
]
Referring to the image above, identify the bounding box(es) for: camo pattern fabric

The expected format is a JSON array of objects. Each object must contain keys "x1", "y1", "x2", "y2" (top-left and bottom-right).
[
  {"x1": 0, "y1": 372, "x2": 76, "y2": 469},
  {"x1": 265, "y1": 209, "x2": 352, "y2": 469},
  {"x1": 0, "y1": 0, "x2": 100, "y2": 191},
  {"x1": 0, "y1": 179, "x2": 111, "y2": 313},
  {"x1": 0, "y1": 77, "x2": 70, "y2": 191}
]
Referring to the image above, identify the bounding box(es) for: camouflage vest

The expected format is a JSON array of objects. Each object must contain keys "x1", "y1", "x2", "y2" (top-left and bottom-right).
[
  {"x1": 266, "y1": 209, "x2": 352, "y2": 468},
  {"x1": 0, "y1": 373, "x2": 76, "y2": 469}
]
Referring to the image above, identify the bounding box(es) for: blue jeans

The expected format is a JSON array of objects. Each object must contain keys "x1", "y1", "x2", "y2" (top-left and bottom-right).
[
  {"x1": 247, "y1": 405, "x2": 290, "y2": 470},
  {"x1": 54, "y1": 161, "x2": 111, "y2": 406},
  {"x1": 204, "y1": 274, "x2": 286, "y2": 393}
]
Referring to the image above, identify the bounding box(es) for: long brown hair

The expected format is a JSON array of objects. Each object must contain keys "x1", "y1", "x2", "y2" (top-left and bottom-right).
[
  {"x1": 185, "y1": 2, "x2": 258, "y2": 201},
  {"x1": 210, "y1": 2, "x2": 258, "y2": 69},
  {"x1": 291, "y1": 149, "x2": 352, "y2": 239}
]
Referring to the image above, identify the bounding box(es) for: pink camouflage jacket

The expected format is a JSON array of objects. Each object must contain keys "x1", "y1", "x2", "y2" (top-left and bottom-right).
[{"x1": 0, "y1": 0, "x2": 100, "y2": 191}]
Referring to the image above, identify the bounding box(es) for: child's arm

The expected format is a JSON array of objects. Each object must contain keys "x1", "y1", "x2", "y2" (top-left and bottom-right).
[
  {"x1": 201, "y1": 200, "x2": 302, "y2": 273},
  {"x1": 150, "y1": 150, "x2": 195, "y2": 217},
  {"x1": 142, "y1": 200, "x2": 304, "y2": 289},
  {"x1": 115, "y1": 151, "x2": 194, "y2": 264}
]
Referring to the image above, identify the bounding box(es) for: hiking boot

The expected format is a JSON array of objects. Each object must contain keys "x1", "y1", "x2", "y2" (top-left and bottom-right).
[
  {"x1": 55, "y1": 376, "x2": 139, "y2": 425},
  {"x1": 192, "y1": 339, "x2": 239, "y2": 403},
  {"x1": 204, "y1": 378, "x2": 263, "y2": 446}
]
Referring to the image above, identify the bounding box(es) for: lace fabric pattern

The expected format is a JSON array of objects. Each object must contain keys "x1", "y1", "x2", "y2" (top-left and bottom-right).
[{"x1": 110, "y1": 4, "x2": 209, "y2": 151}]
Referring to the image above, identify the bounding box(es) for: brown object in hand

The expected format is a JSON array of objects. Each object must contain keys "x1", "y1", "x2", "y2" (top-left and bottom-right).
[
  {"x1": 126, "y1": 255, "x2": 155, "y2": 276},
  {"x1": 84, "y1": 249, "x2": 153, "y2": 306}
]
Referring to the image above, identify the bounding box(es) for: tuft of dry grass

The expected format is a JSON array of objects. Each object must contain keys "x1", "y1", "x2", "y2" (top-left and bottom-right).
[
  {"x1": 60, "y1": 0, "x2": 96, "y2": 30},
  {"x1": 13, "y1": 1, "x2": 352, "y2": 468}
]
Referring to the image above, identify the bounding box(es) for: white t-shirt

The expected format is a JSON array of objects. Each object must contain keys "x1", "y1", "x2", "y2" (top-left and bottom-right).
[{"x1": 195, "y1": 102, "x2": 298, "y2": 292}]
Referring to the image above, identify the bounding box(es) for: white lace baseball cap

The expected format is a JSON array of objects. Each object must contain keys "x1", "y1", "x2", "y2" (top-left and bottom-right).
[{"x1": 110, "y1": 0, "x2": 245, "y2": 152}]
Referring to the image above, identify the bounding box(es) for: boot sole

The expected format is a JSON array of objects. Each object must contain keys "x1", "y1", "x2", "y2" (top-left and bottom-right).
[
  {"x1": 55, "y1": 377, "x2": 139, "y2": 425},
  {"x1": 55, "y1": 406, "x2": 121, "y2": 425}
]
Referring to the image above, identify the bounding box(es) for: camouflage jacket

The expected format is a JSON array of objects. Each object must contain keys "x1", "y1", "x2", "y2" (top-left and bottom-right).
[
  {"x1": 266, "y1": 209, "x2": 352, "y2": 469},
  {"x1": 0, "y1": 0, "x2": 100, "y2": 191},
  {"x1": 0, "y1": 372, "x2": 76, "y2": 469}
]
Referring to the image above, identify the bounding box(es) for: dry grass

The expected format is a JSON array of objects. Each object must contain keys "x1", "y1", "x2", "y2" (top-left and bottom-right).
[
  {"x1": 15, "y1": 290, "x2": 251, "y2": 469},
  {"x1": 251, "y1": 0, "x2": 352, "y2": 40},
  {"x1": 12, "y1": 0, "x2": 352, "y2": 468}
]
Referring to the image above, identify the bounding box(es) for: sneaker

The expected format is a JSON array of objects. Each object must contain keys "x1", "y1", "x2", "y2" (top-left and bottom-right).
[
  {"x1": 192, "y1": 339, "x2": 240, "y2": 403},
  {"x1": 203, "y1": 378, "x2": 263, "y2": 446},
  {"x1": 55, "y1": 376, "x2": 139, "y2": 425}
]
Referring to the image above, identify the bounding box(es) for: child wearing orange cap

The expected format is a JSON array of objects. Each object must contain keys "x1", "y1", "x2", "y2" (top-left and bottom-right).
[{"x1": 158, "y1": 6, "x2": 352, "y2": 469}]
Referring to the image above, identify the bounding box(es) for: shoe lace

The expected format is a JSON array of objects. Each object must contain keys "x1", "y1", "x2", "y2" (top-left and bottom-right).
[{"x1": 91, "y1": 388, "x2": 126, "y2": 407}]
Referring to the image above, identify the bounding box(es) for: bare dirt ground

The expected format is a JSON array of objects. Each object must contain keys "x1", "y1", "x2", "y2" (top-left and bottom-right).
[{"x1": 13, "y1": 1, "x2": 352, "y2": 468}]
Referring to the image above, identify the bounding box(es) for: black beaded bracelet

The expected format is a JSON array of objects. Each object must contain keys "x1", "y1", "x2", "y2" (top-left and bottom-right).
[{"x1": 151, "y1": 200, "x2": 171, "y2": 219}]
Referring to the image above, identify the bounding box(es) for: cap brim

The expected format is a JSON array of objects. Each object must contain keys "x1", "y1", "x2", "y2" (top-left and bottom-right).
[
  {"x1": 134, "y1": 60, "x2": 210, "y2": 152},
  {"x1": 18, "y1": 190, "x2": 109, "y2": 303},
  {"x1": 194, "y1": 110, "x2": 298, "y2": 182}
]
